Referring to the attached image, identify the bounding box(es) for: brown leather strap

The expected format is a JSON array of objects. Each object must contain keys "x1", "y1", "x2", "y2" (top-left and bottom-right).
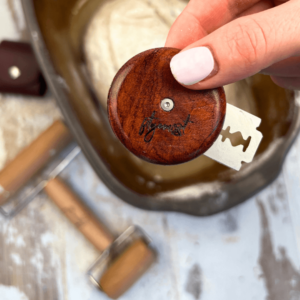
[{"x1": 0, "y1": 40, "x2": 47, "y2": 96}]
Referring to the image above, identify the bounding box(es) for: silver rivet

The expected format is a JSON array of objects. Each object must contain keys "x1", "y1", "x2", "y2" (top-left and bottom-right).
[
  {"x1": 161, "y1": 98, "x2": 174, "y2": 112},
  {"x1": 8, "y1": 66, "x2": 21, "y2": 80}
]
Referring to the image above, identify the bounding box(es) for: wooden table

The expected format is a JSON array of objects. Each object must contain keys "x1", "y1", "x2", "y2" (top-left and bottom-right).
[{"x1": 1, "y1": 1, "x2": 300, "y2": 299}]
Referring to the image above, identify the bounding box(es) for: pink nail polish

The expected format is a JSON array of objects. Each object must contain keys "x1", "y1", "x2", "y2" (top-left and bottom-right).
[{"x1": 170, "y1": 47, "x2": 214, "y2": 85}]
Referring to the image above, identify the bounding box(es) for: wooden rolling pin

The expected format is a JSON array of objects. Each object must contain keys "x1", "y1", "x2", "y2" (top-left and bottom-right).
[
  {"x1": 0, "y1": 119, "x2": 155, "y2": 298},
  {"x1": 0, "y1": 120, "x2": 72, "y2": 205},
  {"x1": 44, "y1": 178, "x2": 155, "y2": 299},
  {"x1": 44, "y1": 178, "x2": 113, "y2": 252}
]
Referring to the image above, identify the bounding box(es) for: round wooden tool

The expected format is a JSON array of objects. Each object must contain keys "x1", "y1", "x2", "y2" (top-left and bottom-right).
[
  {"x1": 0, "y1": 120, "x2": 72, "y2": 205},
  {"x1": 108, "y1": 47, "x2": 226, "y2": 165}
]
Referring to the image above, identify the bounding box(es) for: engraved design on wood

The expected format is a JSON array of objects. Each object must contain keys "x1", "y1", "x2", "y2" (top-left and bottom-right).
[
  {"x1": 139, "y1": 111, "x2": 193, "y2": 143},
  {"x1": 108, "y1": 47, "x2": 226, "y2": 165}
]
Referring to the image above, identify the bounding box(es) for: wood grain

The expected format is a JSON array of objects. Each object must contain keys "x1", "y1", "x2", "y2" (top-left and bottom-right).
[
  {"x1": 100, "y1": 239, "x2": 155, "y2": 299},
  {"x1": 0, "y1": 120, "x2": 72, "y2": 205},
  {"x1": 108, "y1": 48, "x2": 226, "y2": 165},
  {"x1": 44, "y1": 177, "x2": 114, "y2": 252}
]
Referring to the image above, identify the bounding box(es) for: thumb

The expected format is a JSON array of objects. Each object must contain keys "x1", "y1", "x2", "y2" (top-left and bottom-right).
[{"x1": 170, "y1": 1, "x2": 300, "y2": 90}]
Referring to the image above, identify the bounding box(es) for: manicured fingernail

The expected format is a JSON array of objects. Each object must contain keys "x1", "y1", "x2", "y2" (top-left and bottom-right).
[{"x1": 170, "y1": 47, "x2": 214, "y2": 85}]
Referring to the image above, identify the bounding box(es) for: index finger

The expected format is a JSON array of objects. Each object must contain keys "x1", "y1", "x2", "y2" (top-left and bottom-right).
[{"x1": 165, "y1": 0, "x2": 262, "y2": 49}]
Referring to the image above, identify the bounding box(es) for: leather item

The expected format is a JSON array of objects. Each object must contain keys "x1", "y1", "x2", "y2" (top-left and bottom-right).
[{"x1": 0, "y1": 40, "x2": 47, "y2": 96}]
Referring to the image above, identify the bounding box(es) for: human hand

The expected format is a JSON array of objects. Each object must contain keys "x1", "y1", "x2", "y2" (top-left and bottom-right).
[{"x1": 165, "y1": 0, "x2": 300, "y2": 90}]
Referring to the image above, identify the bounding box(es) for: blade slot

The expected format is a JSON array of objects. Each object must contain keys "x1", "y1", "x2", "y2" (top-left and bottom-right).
[{"x1": 220, "y1": 126, "x2": 252, "y2": 152}]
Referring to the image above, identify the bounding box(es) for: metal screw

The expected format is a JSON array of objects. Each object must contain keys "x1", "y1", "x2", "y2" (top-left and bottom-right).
[
  {"x1": 161, "y1": 98, "x2": 174, "y2": 112},
  {"x1": 8, "y1": 66, "x2": 21, "y2": 80}
]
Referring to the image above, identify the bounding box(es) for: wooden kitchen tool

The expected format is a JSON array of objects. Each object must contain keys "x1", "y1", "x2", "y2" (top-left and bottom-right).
[
  {"x1": 108, "y1": 48, "x2": 226, "y2": 165},
  {"x1": 108, "y1": 47, "x2": 263, "y2": 170},
  {"x1": 0, "y1": 120, "x2": 72, "y2": 206},
  {"x1": 45, "y1": 177, "x2": 113, "y2": 250},
  {"x1": 0, "y1": 121, "x2": 156, "y2": 299},
  {"x1": 44, "y1": 178, "x2": 155, "y2": 299}
]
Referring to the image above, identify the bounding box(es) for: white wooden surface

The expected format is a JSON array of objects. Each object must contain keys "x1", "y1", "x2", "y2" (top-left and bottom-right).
[{"x1": 1, "y1": 1, "x2": 300, "y2": 299}]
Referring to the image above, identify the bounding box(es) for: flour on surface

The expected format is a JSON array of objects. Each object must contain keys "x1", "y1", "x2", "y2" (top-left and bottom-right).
[{"x1": 0, "y1": 285, "x2": 29, "y2": 300}]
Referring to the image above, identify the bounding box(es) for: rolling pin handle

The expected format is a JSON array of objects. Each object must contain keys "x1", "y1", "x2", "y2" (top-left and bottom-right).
[
  {"x1": 44, "y1": 178, "x2": 114, "y2": 252},
  {"x1": 0, "y1": 120, "x2": 72, "y2": 206}
]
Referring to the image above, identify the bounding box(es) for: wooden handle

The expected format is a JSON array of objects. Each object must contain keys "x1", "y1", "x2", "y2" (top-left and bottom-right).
[
  {"x1": 108, "y1": 48, "x2": 226, "y2": 165},
  {"x1": 0, "y1": 120, "x2": 72, "y2": 205},
  {"x1": 44, "y1": 178, "x2": 114, "y2": 252},
  {"x1": 100, "y1": 239, "x2": 155, "y2": 299}
]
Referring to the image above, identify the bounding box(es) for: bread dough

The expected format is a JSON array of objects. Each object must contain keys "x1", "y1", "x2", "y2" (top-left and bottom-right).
[
  {"x1": 84, "y1": 0, "x2": 187, "y2": 108},
  {"x1": 83, "y1": 0, "x2": 258, "y2": 179}
]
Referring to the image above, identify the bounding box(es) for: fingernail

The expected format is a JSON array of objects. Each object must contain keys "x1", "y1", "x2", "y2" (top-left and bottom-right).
[{"x1": 170, "y1": 47, "x2": 214, "y2": 85}]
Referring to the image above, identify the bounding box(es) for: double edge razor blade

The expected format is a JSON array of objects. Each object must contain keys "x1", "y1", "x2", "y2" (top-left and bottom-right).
[{"x1": 204, "y1": 103, "x2": 263, "y2": 171}]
